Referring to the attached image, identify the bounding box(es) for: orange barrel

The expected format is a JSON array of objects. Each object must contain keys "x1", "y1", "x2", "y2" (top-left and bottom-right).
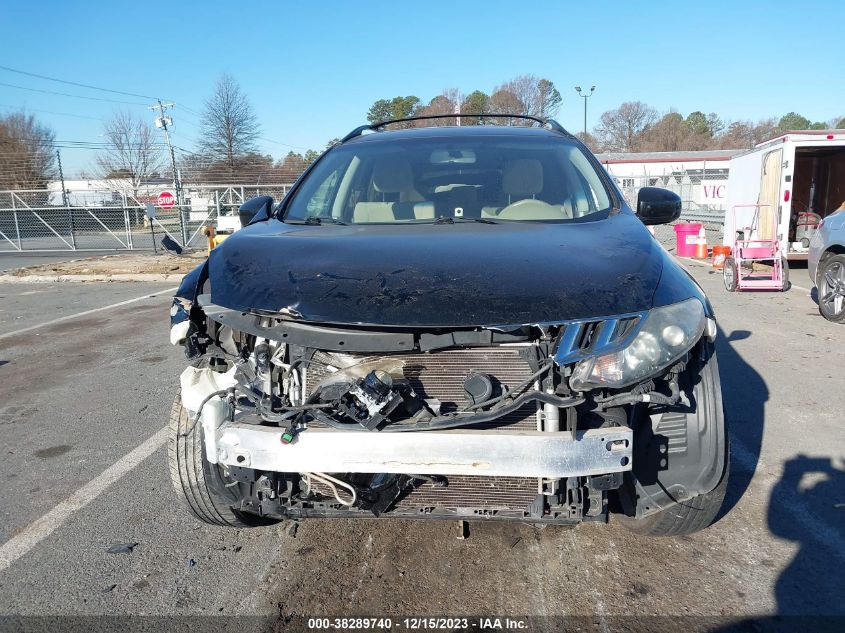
[{"x1": 712, "y1": 245, "x2": 731, "y2": 269}]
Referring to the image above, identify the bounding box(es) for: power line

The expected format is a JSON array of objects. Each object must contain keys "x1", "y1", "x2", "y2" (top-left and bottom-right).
[
  {"x1": 0, "y1": 81, "x2": 148, "y2": 106},
  {"x1": 0, "y1": 103, "x2": 104, "y2": 121},
  {"x1": 0, "y1": 64, "x2": 160, "y2": 100}
]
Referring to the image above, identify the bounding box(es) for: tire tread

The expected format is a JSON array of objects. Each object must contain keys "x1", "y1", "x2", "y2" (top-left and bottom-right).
[{"x1": 167, "y1": 393, "x2": 253, "y2": 528}]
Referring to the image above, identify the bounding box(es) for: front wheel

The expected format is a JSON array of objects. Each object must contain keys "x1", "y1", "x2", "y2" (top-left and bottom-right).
[
  {"x1": 817, "y1": 254, "x2": 845, "y2": 323},
  {"x1": 616, "y1": 342, "x2": 729, "y2": 537},
  {"x1": 781, "y1": 257, "x2": 790, "y2": 291},
  {"x1": 617, "y1": 438, "x2": 729, "y2": 537},
  {"x1": 167, "y1": 394, "x2": 278, "y2": 527},
  {"x1": 723, "y1": 257, "x2": 738, "y2": 292}
]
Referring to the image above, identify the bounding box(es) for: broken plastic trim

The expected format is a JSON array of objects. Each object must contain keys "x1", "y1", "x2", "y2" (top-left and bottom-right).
[{"x1": 197, "y1": 295, "x2": 531, "y2": 353}]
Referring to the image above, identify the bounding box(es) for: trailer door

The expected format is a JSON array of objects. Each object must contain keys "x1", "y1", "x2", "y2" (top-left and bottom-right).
[{"x1": 757, "y1": 149, "x2": 782, "y2": 240}]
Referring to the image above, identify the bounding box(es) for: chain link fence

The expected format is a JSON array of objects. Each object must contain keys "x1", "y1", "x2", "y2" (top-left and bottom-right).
[
  {"x1": 0, "y1": 185, "x2": 293, "y2": 252},
  {"x1": 1, "y1": 172, "x2": 729, "y2": 253}
]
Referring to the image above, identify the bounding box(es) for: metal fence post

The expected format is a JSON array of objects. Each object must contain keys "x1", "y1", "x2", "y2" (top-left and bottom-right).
[
  {"x1": 11, "y1": 195, "x2": 21, "y2": 250},
  {"x1": 179, "y1": 204, "x2": 188, "y2": 246},
  {"x1": 122, "y1": 197, "x2": 133, "y2": 250},
  {"x1": 57, "y1": 150, "x2": 77, "y2": 250}
]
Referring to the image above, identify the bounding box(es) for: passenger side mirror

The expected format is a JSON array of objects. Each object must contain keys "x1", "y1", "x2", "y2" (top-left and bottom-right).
[
  {"x1": 238, "y1": 195, "x2": 274, "y2": 227},
  {"x1": 636, "y1": 188, "x2": 682, "y2": 225}
]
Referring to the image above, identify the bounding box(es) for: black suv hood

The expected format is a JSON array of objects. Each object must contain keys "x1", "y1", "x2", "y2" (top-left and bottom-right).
[{"x1": 208, "y1": 213, "x2": 679, "y2": 327}]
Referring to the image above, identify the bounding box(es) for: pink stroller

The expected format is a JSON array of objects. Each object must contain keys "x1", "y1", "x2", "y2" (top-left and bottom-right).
[{"x1": 723, "y1": 205, "x2": 789, "y2": 292}]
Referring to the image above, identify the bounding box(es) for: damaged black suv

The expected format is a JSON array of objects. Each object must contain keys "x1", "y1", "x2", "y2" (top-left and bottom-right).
[{"x1": 167, "y1": 114, "x2": 728, "y2": 536}]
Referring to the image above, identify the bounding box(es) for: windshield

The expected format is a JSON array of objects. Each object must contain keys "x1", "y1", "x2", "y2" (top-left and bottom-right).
[{"x1": 283, "y1": 134, "x2": 614, "y2": 224}]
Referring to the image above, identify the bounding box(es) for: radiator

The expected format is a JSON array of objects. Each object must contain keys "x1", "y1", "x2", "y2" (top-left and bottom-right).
[
  {"x1": 303, "y1": 346, "x2": 541, "y2": 511},
  {"x1": 305, "y1": 346, "x2": 539, "y2": 430}
]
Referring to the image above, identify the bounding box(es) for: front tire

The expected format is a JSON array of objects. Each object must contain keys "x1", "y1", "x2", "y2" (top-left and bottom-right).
[
  {"x1": 723, "y1": 257, "x2": 738, "y2": 292},
  {"x1": 781, "y1": 257, "x2": 790, "y2": 291},
  {"x1": 167, "y1": 394, "x2": 277, "y2": 527},
  {"x1": 617, "y1": 438, "x2": 729, "y2": 537},
  {"x1": 817, "y1": 254, "x2": 845, "y2": 323},
  {"x1": 617, "y1": 343, "x2": 730, "y2": 537}
]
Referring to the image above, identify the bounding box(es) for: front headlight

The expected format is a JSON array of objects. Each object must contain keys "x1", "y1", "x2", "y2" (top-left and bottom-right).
[{"x1": 569, "y1": 298, "x2": 705, "y2": 391}]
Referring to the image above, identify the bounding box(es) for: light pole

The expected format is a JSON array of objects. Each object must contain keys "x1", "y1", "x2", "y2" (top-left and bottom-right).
[{"x1": 574, "y1": 86, "x2": 596, "y2": 137}]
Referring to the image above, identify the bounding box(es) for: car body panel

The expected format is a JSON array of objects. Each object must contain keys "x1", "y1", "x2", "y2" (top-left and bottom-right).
[{"x1": 204, "y1": 211, "x2": 706, "y2": 328}]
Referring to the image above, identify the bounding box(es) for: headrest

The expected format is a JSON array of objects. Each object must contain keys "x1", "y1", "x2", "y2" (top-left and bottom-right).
[
  {"x1": 502, "y1": 159, "x2": 543, "y2": 196},
  {"x1": 373, "y1": 156, "x2": 414, "y2": 193}
]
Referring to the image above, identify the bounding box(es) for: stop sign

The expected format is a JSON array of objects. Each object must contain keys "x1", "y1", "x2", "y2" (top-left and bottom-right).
[{"x1": 157, "y1": 191, "x2": 175, "y2": 208}]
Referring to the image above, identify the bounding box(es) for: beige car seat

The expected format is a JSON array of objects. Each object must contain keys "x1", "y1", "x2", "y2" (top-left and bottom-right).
[
  {"x1": 486, "y1": 159, "x2": 570, "y2": 220},
  {"x1": 353, "y1": 156, "x2": 434, "y2": 222}
]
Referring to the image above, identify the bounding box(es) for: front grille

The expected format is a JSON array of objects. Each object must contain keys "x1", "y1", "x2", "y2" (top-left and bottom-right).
[
  {"x1": 305, "y1": 347, "x2": 539, "y2": 430},
  {"x1": 553, "y1": 314, "x2": 644, "y2": 365}
]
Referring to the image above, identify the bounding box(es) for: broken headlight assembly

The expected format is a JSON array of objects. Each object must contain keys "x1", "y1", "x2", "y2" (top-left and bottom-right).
[{"x1": 568, "y1": 298, "x2": 705, "y2": 391}]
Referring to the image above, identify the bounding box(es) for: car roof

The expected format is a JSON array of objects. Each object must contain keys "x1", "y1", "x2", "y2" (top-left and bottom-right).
[{"x1": 343, "y1": 124, "x2": 566, "y2": 145}]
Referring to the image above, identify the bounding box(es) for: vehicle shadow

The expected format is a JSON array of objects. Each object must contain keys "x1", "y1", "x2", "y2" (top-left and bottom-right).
[
  {"x1": 769, "y1": 456, "x2": 845, "y2": 615},
  {"x1": 713, "y1": 456, "x2": 845, "y2": 632},
  {"x1": 714, "y1": 327, "x2": 766, "y2": 520}
]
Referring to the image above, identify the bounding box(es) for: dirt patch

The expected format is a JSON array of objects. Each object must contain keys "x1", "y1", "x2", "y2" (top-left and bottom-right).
[{"x1": 7, "y1": 251, "x2": 206, "y2": 277}]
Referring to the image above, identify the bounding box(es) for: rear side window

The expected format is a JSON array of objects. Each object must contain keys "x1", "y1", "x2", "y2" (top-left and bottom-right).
[{"x1": 284, "y1": 135, "x2": 613, "y2": 224}]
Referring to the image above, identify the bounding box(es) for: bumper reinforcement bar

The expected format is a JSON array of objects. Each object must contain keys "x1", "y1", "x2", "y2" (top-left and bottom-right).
[{"x1": 214, "y1": 426, "x2": 633, "y2": 478}]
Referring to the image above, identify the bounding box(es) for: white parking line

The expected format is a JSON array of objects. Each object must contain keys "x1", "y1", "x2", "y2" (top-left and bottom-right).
[
  {"x1": 0, "y1": 286, "x2": 177, "y2": 341},
  {"x1": 0, "y1": 426, "x2": 168, "y2": 573}
]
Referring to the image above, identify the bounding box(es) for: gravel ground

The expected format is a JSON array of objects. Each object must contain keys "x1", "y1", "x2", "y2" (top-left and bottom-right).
[{"x1": 0, "y1": 261, "x2": 842, "y2": 632}]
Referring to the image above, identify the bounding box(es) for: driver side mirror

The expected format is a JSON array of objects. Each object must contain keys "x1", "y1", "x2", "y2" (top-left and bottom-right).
[
  {"x1": 636, "y1": 187, "x2": 682, "y2": 225},
  {"x1": 238, "y1": 195, "x2": 274, "y2": 227}
]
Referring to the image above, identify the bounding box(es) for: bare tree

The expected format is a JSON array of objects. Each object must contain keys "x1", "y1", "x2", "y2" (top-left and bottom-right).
[
  {"x1": 96, "y1": 111, "x2": 165, "y2": 199},
  {"x1": 576, "y1": 131, "x2": 600, "y2": 153},
  {"x1": 494, "y1": 75, "x2": 562, "y2": 121},
  {"x1": 594, "y1": 101, "x2": 658, "y2": 152},
  {"x1": 715, "y1": 118, "x2": 778, "y2": 150},
  {"x1": 199, "y1": 74, "x2": 261, "y2": 171},
  {"x1": 0, "y1": 111, "x2": 56, "y2": 189},
  {"x1": 488, "y1": 88, "x2": 524, "y2": 125},
  {"x1": 639, "y1": 111, "x2": 713, "y2": 152},
  {"x1": 414, "y1": 88, "x2": 463, "y2": 126}
]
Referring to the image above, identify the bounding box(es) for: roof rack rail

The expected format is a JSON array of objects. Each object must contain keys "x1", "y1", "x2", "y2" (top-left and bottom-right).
[
  {"x1": 339, "y1": 124, "x2": 372, "y2": 144},
  {"x1": 339, "y1": 113, "x2": 570, "y2": 143}
]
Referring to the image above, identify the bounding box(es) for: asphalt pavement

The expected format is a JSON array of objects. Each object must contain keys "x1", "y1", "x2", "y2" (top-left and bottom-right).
[{"x1": 0, "y1": 262, "x2": 843, "y2": 630}]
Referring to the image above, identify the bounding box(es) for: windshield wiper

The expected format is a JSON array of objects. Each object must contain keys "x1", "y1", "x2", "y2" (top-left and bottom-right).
[
  {"x1": 433, "y1": 216, "x2": 497, "y2": 225},
  {"x1": 289, "y1": 217, "x2": 347, "y2": 225}
]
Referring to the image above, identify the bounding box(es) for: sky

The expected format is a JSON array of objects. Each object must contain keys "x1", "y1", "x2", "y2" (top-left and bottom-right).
[{"x1": 0, "y1": 0, "x2": 842, "y2": 176}]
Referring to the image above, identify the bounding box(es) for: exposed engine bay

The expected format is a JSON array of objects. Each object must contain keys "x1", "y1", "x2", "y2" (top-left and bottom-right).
[{"x1": 172, "y1": 290, "x2": 715, "y2": 525}]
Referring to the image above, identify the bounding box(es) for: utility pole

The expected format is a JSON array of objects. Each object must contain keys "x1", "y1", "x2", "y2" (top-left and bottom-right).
[
  {"x1": 150, "y1": 100, "x2": 186, "y2": 244},
  {"x1": 574, "y1": 86, "x2": 596, "y2": 138},
  {"x1": 56, "y1": 149, "x2": 76, "y2": 249}
]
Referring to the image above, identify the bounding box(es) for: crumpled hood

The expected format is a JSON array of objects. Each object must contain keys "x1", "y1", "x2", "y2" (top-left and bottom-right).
[{"x1": 208, "y1": 213, "x2": 675, "y2": 327}]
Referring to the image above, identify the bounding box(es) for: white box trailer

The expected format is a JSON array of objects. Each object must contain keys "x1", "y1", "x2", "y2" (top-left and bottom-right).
[{"x1": 723, "y1": 130, "x2": 845, "y2": 260}]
